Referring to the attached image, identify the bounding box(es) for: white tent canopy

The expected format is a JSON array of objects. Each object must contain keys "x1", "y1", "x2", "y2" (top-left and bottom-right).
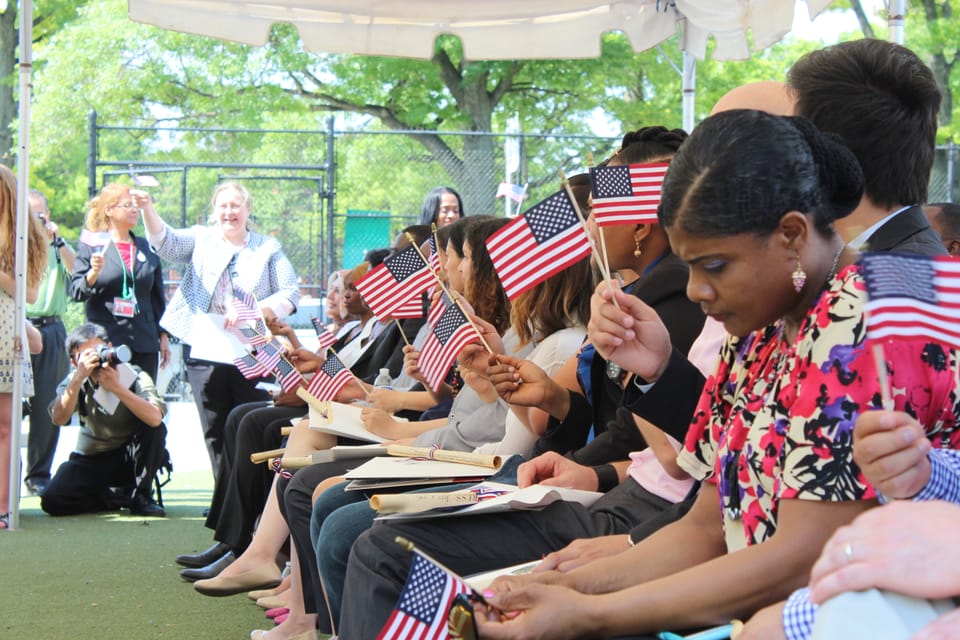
[{"x1": 128, "y1": 0, "x2": 834, "y2": 61}]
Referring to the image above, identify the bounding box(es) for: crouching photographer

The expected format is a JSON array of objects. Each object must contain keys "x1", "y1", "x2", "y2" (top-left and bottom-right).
[{"x1": 41, "y1": 323, "x2": 168, "y2": 517}]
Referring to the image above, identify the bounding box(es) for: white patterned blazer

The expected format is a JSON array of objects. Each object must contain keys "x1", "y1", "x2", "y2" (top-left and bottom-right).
[{"x1": 148, "y1": 223, "x2": 301, "y2": 345}]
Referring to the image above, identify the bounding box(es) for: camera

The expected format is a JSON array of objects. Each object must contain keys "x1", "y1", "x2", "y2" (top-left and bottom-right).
[{"x1": 96, "y1": 344, "x2": 132, "y2": 366}]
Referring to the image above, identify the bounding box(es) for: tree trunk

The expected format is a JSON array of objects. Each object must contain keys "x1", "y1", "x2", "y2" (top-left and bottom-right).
[
  {"x1": 848, "y1": 0, "x2": 876, "y2": 39},
  {"x1": 0, "y1": 5, "x2": 18, "y2": 167}
]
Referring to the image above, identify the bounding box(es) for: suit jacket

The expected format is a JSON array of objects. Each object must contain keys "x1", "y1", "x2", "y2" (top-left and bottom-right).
[
  {"x1": 148, "y1": 223, "x2": 300, "y2": 344},
  {"x1": 533, "y1": 252, "x2": 705, "y2": 459},
  {"x1": 351, "y1": 315, "x2": 427, "y2": 384},
  {"x1": 863, "y1": 205, "x2": 948, "y2": 256},
  {"x1": 70, "y1": 233, "x2": 166, "y2": 353}
]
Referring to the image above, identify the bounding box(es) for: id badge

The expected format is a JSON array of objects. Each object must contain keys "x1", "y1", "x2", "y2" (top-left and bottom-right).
[{"x1": 113, "y1": 298, "x2": 136, "y2": 318}]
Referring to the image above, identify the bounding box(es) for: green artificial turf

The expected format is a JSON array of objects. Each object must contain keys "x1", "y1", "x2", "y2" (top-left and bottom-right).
[{"x1": 0, "y1": 470, "x2": 291, "y2": 640}]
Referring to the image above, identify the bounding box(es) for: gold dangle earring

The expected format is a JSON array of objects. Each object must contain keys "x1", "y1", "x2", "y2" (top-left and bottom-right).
[
  {"x1": 633, "y1": 236, "x2": 643, "y2": 258},
  {"x1": 791, "y1": 252, "x2": 807, "y2": 292}
]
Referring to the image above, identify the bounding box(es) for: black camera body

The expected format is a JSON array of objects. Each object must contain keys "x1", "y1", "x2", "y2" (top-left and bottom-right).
[{"x1": 96, "y1": 344, "x2": 132, "y2": 366}]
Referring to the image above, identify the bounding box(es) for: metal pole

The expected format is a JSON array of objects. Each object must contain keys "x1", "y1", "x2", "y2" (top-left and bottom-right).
[
  {"x1": 326, "y1": 116, "x2": 336, "y2": 278},
  {"x1": 180, "y1": 167, "x2": 188, "y2": 227},
  {"x1": 10, "y1": 0, "x2": 34, "y2": 531},
  {"x1": 888, "y1": 0, "x2": 906, "y2": 45},
  {"x1": 682, "y1": 51, "x2": 696, "y2": 133},
  {"x1": 87, "y1": 110, "x2": 98, "y2": 199},
  {"x1": 948, "y1": 141, "x2": 955, "y2": 203}
]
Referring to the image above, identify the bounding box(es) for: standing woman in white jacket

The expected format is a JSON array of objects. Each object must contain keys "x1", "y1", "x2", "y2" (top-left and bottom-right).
[{"x1": 135, "y1": 182, "x2": 300, "y2": 478}]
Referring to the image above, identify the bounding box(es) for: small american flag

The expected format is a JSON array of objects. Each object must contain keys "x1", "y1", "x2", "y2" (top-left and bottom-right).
[
  {"x1": 304, "y1": 352, "x2": 354, "y2": 401},
  {"x1": 418, "y1": 299, "x2": 479, "y2": 393},
  {"x1": 496, "y1": 181, "x2": 527, "y2": 204},
  {"x1": 233, "y1": 325, "x2": 269, "y2": 348},
  {"x1": 231, "y1": 287, "x2": 262, "y2": 321},
  {"x1": 252, "y1": 339, "x2": 285, "y2": 374},
  {"x1": 377, "y1": 551, "x2": 472, "y2": 640},
  {"x1": 310, "y1": 317, "x2": 338, "y2": 351},
  {"x1": 275, "y1": 357, "x2": 306, "y2": 394},
  {"x1": 427, "y1": 234, "x2": 442, "y2": 275},
  {"x1": 356, "y1": 244, "x2": 434, "y2": 318},
  {"x1": 589, "y1": 162, "x2": 669, "y2": 227},
  {"x1": 233, "y1": 352, "x2": 267, "y2": 379},
  {"x1": 486, "y1": 190, "x2": 592, "y2": 300},
  {"x1": 79, "y1": 229, "x2": 111, "y2": 247},
  {"x1": 862, "y1": 252, "x2": 960, "y2": 349}
]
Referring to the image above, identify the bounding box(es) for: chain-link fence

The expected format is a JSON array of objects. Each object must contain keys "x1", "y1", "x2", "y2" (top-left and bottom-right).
[
  {"x1": 930, "y1": 143, "x2": 959, "y2": 203},
  {"x1": 91, "y1": 115, "x2": 620, "y2": 305}
]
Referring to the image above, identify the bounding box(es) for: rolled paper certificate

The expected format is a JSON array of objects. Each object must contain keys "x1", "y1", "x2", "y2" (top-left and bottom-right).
[
  {"x1": 370, "y1": 490, "x2": 479, "y2": 514},
  {"x1": 386, "y1": 445, "x2": 502, "y2": 469},
  {"x1": 280, "y1": 426, "x2": 293, "y2": 436},
  {"x1": 280, "y1": 455, "x2": 317, "y2": 470},
  {"x1": 250, "y1": 448, "x2": 286, "y2": 463}
]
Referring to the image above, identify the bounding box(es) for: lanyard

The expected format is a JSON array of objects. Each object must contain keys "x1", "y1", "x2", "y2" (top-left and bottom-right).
[{"x1": 113, "y1": 241, "x2": 137, "y2": 302}]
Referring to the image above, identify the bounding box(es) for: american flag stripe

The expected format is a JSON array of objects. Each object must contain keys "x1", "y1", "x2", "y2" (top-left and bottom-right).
[
  {"x1": 355, "y1": 245, "x2": 434, "y2": 319},
  {"x1": 589, "y1": 162, "x2": 669, "y2": 227},
  {"x1": 392, "y1": 294, "x2": 426, "y2": 319},
  {"x1": 862, "y1": 253, "x2": 960, "y2": 349},
  {"x1": 486, "y1": 190, "x2": 592, "y2": 300},
  {"x1": 231, "y1": 287, "x2": 262, "y2": 321}
]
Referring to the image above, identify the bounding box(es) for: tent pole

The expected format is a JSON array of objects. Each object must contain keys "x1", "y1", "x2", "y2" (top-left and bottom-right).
[
  {"x1": 682, "y1": 50, "x2": 696, "y2": 133},
  {"x1": 888, "y1": 0, "x2": 905, "y2": 44},
  {"x1": 9, "y1": 0, "x2": 34, "y2": 531}
]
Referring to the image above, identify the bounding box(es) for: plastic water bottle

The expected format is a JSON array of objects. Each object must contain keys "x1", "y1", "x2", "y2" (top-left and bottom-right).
[{"x1": 373, "y1": 368, "x2": 393, "y2": 390}]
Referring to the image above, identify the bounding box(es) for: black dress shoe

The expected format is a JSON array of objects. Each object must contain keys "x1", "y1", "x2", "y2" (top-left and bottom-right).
[
  {"x1": 176, "y1": 541, "x2": 232, "y2": 568},
  {"x1": 180, "y1": 551, "x2": 235, "y2": 582},
  {"x1": 129, "y1": 494, "x2": 166, "y2": 517}
]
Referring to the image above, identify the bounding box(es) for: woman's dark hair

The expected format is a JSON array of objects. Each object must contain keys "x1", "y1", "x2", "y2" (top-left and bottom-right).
[
  {"x1": 611, "y1": 126, "x2": 688, "y2": 166},
  {"x1": 445, "y1": 215, "x2": 493, "y2": 258},
  {"x1": 464, "y1": 217, "x2": 512, "y2": 334},
  {"x1": 418, "y1": 186, "x2": 465, "y2": 225},
  {"x1": 658, "y1": 110, "x2": 864, "y2": 238}
]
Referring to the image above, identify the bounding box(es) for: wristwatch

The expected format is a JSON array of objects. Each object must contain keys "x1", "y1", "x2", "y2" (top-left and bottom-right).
[{"x1": 53, "y1": 237, "x2": 66, "y2": 249}]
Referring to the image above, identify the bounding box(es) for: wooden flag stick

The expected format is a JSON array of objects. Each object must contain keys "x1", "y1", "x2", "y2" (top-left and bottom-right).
[
  {"x1": 559, "y1": 169, "x2": 620, "y2": 310},
  {"x1": 405, "y1": 232, "x2": 496, "y2": 355},
  {"x1": 871, "y1": 343, "x2": 895, "y2": 410},
  {"x1": 395, "y1": 319, "x2": 411, "y2": 346},
  {"x1": 431, "y1": 222, "x2": 446, "y2": 282}
]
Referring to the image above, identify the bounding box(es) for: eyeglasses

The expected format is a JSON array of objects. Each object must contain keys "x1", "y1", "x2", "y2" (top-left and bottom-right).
[{"x1": 109, "y1": 203, "x2": 137, "y2": 210}]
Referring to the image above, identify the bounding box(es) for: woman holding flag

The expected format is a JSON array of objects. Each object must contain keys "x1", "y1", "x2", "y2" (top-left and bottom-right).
[
  {"x1": 138, "y1": 182, "x2": 300, "y2": 478},
  {"x1": 71, "y1": 182, "x2": 168, "y2": 380},
  {"x1": 466, "y1": 111, "x2": 960, "y2": 638}
]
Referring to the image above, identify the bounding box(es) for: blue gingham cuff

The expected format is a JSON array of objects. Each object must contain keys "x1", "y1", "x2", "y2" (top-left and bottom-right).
[
  {"x1": 782, "y1": 587, "x2": 816, "y2": 640},
  {"x1": 908, "y1": 449, "x2": 960, "y2": 503}
]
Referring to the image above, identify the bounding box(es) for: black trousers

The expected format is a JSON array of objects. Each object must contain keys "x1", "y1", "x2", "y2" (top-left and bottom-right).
[
  {"x1": 204, "y1": 402, "x2": 305, "y2": 552},
  {"x1": 278, "y1": 460, "x2": 358, "y2": 635},
  {"x1": 41, "y1": 422, "x2": 167, "y2": 516},
  {"x1": 338, "y1": 477, "x2": 677, "y2": 639},
  {"x1": 26, "y1": 319, "x2": 69, "y2": 483},
  {"x1": 183, "y1": 345, "x2": 271, "y2": 478}
]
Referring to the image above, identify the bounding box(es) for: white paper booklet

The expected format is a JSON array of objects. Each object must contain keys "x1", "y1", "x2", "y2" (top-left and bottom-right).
[
  {"x1": 465, "y1": 560, "x2": 541, "y2": 592},
  {"x1": 343, "y1": 455, "x2": 498, "y2": 491},
  {"x1": 375, "y1": 481, "x2": 602, "y2": 521},
  {"x1": 307, "y1": 401, "x2": 394, "y2": 443}
]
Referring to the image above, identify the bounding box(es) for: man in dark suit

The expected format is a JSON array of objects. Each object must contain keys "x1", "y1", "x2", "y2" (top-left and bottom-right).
[{"x1": 788, "y1": 39, "x2": 947, "y2": 257}]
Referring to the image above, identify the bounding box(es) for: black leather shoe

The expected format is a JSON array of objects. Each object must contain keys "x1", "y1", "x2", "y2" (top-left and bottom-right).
[
  {"x1": 129, "y1": 494, "x2": 166, "y2": 517},
  {"x1": 176, "y1": 541, "x2": 232, "y2": 568},
  {"x1": 180, "y1": 551, "x2": 235, "y2": 582}
]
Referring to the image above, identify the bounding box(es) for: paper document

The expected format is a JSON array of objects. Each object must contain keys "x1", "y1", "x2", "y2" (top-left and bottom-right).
[
  {"x1": 307, "y1": 401, "x2": 400, "y2": 443},
  {"x1": 92, "y1": 363, "x2": 139, "y2": 415},
  {"x1": 188, "y1": 313, "x2": 248, "y2": 364},
  {"x1": 376, "y1": 481, "x2": 602, "y2": 521}
]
